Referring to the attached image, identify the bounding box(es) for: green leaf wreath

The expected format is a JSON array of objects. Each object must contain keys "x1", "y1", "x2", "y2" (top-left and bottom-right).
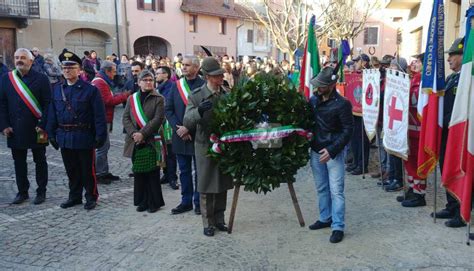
[{"x1": 209, "y1": 73, "x2": 314, "y2": 194}]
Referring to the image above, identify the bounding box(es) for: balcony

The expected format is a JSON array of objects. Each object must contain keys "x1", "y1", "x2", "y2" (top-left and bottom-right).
[
  {"x1": 384, "y1": 0, "x2": 421, "y2": 9},
  {"x1": 0, "y1": 0, "x2": 40, "y2": 19}
]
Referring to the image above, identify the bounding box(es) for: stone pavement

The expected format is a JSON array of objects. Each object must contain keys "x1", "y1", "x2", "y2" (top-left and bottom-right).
[{"x1": 0, "y1": 107, "x2": 473, "y2": 270}]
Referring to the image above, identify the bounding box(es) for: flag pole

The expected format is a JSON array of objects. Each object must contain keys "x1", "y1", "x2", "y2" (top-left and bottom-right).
[
  {"x1": 361, "y1": 121, "x2": 366, "y2": 179},
  {"x1": 467, "y1": 219, "x2": 471, "y2": 246},
  {"x1": 433, "y1": 169, "x2": 438, "y2": 223},
  {"x1": 376, "y1": 131, "x2": 385, "y2": 189}
]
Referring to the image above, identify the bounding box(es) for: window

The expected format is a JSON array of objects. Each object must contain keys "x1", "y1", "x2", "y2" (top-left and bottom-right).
[
  {"x1": 137, "y1": 0, "x2": 154, "y2": 11},
  {"x1": 189, "y1": 15, "x2": 197, "y2": 32},
  {"x1": 157, "y1": 0, "x2": 165, "y2": 12},
  {"x1": 363, "y1": 26, "x2": 379, "y2": 45},
  {"x1": 247, "y1": 29, "x2": 253, "y2": 43},
  {"x1": 327, "y1": 38, "x2": 336, "y2": 48},
  {"x1": 219, "y1": 18, "x2": 227, "y2": 35}
]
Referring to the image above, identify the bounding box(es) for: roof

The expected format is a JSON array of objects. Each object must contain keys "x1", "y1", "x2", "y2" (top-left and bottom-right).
[{"x1": 181, "y1": 0, "x2": 247, "y2": 20}]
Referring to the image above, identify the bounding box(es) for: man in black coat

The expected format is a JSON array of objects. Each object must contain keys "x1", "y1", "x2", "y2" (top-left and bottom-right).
[
  {"x1": 0, "y1": 48, "x2": 51, "y2": 205},
  {"x1": 165, "y1": 56, "x2": 205, "y2": 215}
]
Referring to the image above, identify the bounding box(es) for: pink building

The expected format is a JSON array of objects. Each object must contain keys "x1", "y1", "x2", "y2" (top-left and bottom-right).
[{"x1": 125, "y1": 0, "x2": 244, "y2": 58}]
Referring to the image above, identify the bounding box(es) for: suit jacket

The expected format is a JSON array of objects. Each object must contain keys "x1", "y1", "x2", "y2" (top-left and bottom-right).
[{"x1": 165, "y1": 77, "x2": 205, "y2": 155}]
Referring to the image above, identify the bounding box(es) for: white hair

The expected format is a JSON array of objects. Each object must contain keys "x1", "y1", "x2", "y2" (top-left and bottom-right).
[
  {"x1": 184, "y1": 55, "x2": 200, "y2": 67},
  {"x1": 100, "y1": 60, "x2": 116, "y2": 72},
  {"x1": 15, "y1": 48, "x2": 34, "y2": 60}
]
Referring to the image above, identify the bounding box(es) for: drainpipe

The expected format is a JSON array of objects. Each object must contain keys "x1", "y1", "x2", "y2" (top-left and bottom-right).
[
  {"x1": 236, "y1": 20, "x2": 245, "y2": 60},
  {"x1": 123, "y1": 0, "x2": 131, "y2": 55},
  {"x1": 114, "y1": 0, "x2": 121, "y2": 56},
  {"x1": 48, "y1": 0, "x2": 53, "y2": 49}
]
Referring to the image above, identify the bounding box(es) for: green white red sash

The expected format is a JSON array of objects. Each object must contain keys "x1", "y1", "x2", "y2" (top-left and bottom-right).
[
  {"x1": 8, "y1": 70, "x2": 42, "y2": 118},
  {"x1": 210, "y1": 125, "x2": 313, "y2": 154},
  {"x1": 130, "y1": 92, "x2": 166, "y2": 164},
  {"x1": 176, "y1": 78, "x2": 191, "y2": 105}
]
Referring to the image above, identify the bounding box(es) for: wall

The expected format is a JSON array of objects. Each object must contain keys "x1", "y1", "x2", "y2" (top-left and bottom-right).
[{"x1": 237, "y1": 20, "x2": 272, "y2": 59}]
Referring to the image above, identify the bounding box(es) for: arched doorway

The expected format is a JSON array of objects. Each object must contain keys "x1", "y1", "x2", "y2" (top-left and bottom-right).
[
  {"x1": 133, "y1": 36, "x2": 170, "y2": 58},
  {"x1": 65, "y1": 28, "x2": 112, "y2": 59}
]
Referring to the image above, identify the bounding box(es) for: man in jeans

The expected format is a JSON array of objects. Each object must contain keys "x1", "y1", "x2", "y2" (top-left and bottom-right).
[{"x1": 308, "y1": 66, "x2": 354, "y2": 243}]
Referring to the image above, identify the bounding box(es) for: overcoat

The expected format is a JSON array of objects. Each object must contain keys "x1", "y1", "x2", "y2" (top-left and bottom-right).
[
  {"x1": 122, "y1": 90, "x2": 165, "y2": 158},
  {"x1": 183, "y1": 84, "x2": 233, "y2": 193},
  {"x1": 0, "y1": 69, "x2": 51, "y2": 149}
]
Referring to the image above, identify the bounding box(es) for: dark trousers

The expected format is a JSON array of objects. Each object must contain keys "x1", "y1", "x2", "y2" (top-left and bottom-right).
[
  {"x1": 134, "y1": 169, "x2": 165, "y2": 210},
  {"x1": 176, "y1": 154, "x2": 199, "y2": 208},
  {"x1": 439, "y1": 128, "x2": 459, "y2": 212},
  {"x1": 61, "y1": 148, "x2": 98, "y2": 203},
  {"x1": 200, "y1": 192, "x2": 227, "y2": 228},
  {"x1": 162, "y1": 143, "x2": 177, "y2": 183},
  {"x1": 11, "y1": 147, "x2": 48, "y2": 196},
  {"x1": 351, "y1": 116, "x2": 370, "y2": 170},
  {"x1": 388, "y1": 154, "x2": 403, "y2": 182}
]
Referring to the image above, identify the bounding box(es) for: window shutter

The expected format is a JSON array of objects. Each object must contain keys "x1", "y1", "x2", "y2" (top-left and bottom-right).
[
  {"x1": 247, "y1": 29, "x2": 253, "y2": 42},
  {"x1": 137, "y1": 0, "x2": 144, "y2": 10},
  {"x1": 364, "y1": 28, "x2": 369, "y2": 45}
]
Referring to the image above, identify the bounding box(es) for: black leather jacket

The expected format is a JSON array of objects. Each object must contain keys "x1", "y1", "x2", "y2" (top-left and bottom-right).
[{"x1": 309, "y1": 90, "x2": 354, "y2": 158}]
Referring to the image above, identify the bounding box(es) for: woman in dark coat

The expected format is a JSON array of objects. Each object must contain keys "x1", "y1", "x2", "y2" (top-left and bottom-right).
[{"x1": 123, "y1": 70, "x2": 165, "y2": 213}]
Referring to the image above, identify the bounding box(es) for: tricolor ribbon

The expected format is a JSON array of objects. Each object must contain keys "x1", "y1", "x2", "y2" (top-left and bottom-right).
[{"x1": 210, "y1": 125, "x2": 313, "y2": 154}]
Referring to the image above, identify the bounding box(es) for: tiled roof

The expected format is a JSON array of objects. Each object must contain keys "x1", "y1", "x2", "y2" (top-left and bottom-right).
[{"x1": 181, "y1": 0, "x2": 247, "y2": 19}]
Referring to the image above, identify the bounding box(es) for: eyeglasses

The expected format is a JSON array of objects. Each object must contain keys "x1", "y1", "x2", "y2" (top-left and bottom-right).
[
  {"x1": 62, "y1": 66, "x2": 78, "y2": 70},
  {"x1": 141, "y1": 79, "x2": 154, "y2": 82}
]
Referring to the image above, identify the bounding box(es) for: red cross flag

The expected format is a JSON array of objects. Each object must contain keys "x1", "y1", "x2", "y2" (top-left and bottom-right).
[{"x1": 383, "y1": 69, "x2": 410, "y2": 160}]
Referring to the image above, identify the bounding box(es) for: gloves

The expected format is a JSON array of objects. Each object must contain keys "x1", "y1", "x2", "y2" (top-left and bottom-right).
[
  {"x1": 95, "y1": 138, "x2": 105, "y2": 149},
  {"x1": 49, "y1": 138, "x2": 59, "y2": 150},
  {"x1": 198, "y1": 100, "x2": 213, "y2": 117}
]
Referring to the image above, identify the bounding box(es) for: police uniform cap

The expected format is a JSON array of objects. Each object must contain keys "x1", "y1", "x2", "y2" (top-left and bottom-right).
[
  {"x1": 59, "y1": 50, "x2": 82, "y2": 66},
  {"x1": 310, "y1": 66, "x2": 339, "y2": 88}
]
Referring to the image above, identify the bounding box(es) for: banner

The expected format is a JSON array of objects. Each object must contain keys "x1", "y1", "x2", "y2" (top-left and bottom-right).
[
  {"x1": 344, "y1": 72, "x2": 363, "y2": 116},
  {"x1": 362, "y1": 69, "x2": 381, "y2": 141},
  {"x1": 383, "y1": 69, "x2": 410, "y2": 160}
]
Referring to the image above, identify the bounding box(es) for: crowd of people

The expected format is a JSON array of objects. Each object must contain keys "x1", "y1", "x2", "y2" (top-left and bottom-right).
[{"x1": 0, "y1": 38, "x2": 470, "y2": 243}]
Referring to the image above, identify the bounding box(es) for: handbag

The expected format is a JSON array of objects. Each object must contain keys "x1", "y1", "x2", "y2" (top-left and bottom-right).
[{"x1": 131, "y1": 142, "x2": 157, "y2": 173}]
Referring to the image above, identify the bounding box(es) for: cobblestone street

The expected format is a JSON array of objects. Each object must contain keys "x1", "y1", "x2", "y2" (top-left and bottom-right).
[{"x1": 0, "y1": 107, "x2": 473, "y2": 270}]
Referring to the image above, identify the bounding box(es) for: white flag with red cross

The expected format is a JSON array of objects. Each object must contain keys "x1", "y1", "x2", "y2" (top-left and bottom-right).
[{"x1": 383, "y1": 69, "x2": 410, "y2": 160}]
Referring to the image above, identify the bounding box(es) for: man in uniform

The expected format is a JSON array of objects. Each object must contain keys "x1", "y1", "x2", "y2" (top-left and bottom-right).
[
  {"x1": 166, "y1": 56, "x2": 205, "y2": 215},
  {"x1": 47, "y1": 50, "x2": 107, "y2": 210},
  {"x1": 92, "y1": 61, "x2": 130, "y2": 184},
  {"x1": 183, "y1": 57, "x2": 233, "y2": 236},
  {"x1": 0, "y1": 48, "x2": 51, "y2": 205},
  {"x1": 432, "y1": 37, "x2": 465, "y2": 228},
  {"x1": 308, "y1": 66, "x2": 354, "y2": 243}
]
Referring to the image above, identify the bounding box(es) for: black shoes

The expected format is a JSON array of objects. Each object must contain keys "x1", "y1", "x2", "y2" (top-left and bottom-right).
[
  {"x1": 345, "y1": 164, "x2": 357, "y2": 172},
  {"x1": 136, "y1": 205, "x2": 147, "y2": 212},
  {"x1": 33, "y1": 193, "x2": 46, "y2": 205},
  {"x1": 401, "y1": 194, "x2": 426, "y2": 207},
  {"x1": 160, "y1": 175, "x2": 169, "y2": 184},
  {"x1": 84, "y1": 201, "x2": 97, "y2": 210},
  {"x1": 308, "y1": 220, "x2": 332, "y2": 230},
  {"x1": 147, "y1": 207, "x2": 159, "y2": 213},
  {"x1": 350, "y1": 168, "x2": 368, "y2": 175},
  {"x1": 377, "y1": 179, "x2": 392, "y2": 187},
  {"x1": 329, "y1": 230, "x2": 344, "y2": 243},
  {"x1": 171, "y1": 204, "x2": 193, "y2": 214},
  {"x1": 169, "y1": 181, "x2": 179, "y2": 190},
  {"x1": 385, "y1": 181, "x2": 403, "y2": 192},
  {"x1": 60, "y1": 199, "x2": 83, "y2": 209},
  {"x1": 194, "y1": 207, "x2": 201, "y2": 215},
  {"x1": 11, "y1": 193, "x2": 29, "y2": 204},
  {"x1": 430, "y1": 208, "x2": 455, "y2": 219},
  {"x1": 203, "y1": 227, "x2": 215, "y2": 237},
  {"x1": 97, "y1": 176, "x2": 112, "y2": 185},
  {"x1": 216, "y1": 223, "x2": 228, "y2": 232},
  {"x1": 445, "y1": 216, "x2": 466, "y2": 228},
  {"x1": 104, "y1": 173, "x2": 120, "y2": 181},
  {"x1": 396, "y1": 188, "x2": 415, "y2": 202}
]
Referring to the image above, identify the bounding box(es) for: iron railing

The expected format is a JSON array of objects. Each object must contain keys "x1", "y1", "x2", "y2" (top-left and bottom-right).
[{"x1": 0, "y1": 0, "x2": 40, "y2": 18}]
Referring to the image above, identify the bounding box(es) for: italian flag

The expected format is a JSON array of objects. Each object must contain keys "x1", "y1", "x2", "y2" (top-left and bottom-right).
[
  {"x1": 442, "y1": 29, "x2": 474, "y2": 223},
  {"x1": 299, "y1": 15, "x2": 320, "y2": 100}
]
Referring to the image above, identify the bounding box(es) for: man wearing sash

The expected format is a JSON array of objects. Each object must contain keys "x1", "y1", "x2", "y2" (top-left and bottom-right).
[
  {"x1": 0, "y1": 48, "x2": 51, "y2": 205},
  {"x1": 183, "y1": 57, "x2": 233, "y2": 237},
  {"x1": 47, "y1": 50, "x2": 107, "y2": 210},
  {"x1": 165, "y1": 56, "x2": 205, "y2": 215},
  {"x1": 92, "y1": 61, "x2": 130, "y2": 184}
]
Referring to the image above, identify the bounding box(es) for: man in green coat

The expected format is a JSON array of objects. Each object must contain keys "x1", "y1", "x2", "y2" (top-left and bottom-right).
[{"x1": 183, "y1": 57, "x2": 233, "y2": 237}]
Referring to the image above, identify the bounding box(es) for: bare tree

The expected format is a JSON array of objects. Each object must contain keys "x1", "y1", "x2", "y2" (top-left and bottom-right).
[
  {"x1": 317, "y1": 0, "x2": 380, "y2": 48},
  {"x1": 240, "y1": 0, "x2": 317, "y2": 64}
]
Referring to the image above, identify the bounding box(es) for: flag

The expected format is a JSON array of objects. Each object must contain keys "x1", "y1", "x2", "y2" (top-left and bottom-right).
[
  {"x1": 417, "y1": 0, "x2": 446, "y2": 178},
  {"x1": 299, "y1": 15, "x2": 320, "y2": 100},
  {"x1": 442, "y1": 29, "x2": 474, "y2": 223},
  {"x1": 338, "y1": 40, "x2": 350, "y2": 82}
]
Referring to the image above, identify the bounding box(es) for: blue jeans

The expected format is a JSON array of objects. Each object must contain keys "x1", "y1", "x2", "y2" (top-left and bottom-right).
[
  {"x1": 95, "y1": 131, "x2": 110, "y2": 176},
  {"x1": 310, "y1": 150, "x2": 345, "y2": 231},
  {"x1": 376, "y1": 126, "x2": 388, "y2": 172},
  {"x1": 176, "y1": 154, "x2": 199, "y2": 208}
]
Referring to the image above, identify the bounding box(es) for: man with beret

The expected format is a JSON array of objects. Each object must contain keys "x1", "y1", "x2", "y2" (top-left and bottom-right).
[
  {"x1": 0, "y1": 48, "x2": 51, "y2": 205},
  {"x1": 183, "y1": 57, "x2": 233, "y2": 237},
  {"x1": 46, "y1": 50, "x2": 107, "y2": 210},
  {"x1": 432, "y1": 37, "x2": 466, "y2": 228},
  {"x1": 166, "y1": 56, "x2": 205, "y2": 215},
  {"x1": 308, "y1": 66, "x2": 354, "y2": 243}
]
